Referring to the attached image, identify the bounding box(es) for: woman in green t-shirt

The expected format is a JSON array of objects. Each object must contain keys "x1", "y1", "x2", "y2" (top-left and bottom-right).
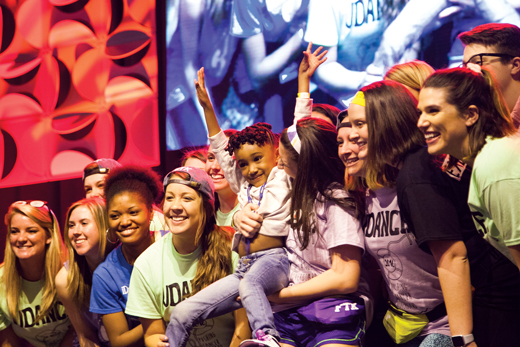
[{"x1": 0, "y1": 200, "x2": 72, "y2": 347}]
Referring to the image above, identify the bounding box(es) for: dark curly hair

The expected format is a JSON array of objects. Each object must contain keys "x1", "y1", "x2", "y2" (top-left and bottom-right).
[
  {"x1": 225, "y1": 122, "x2": 276, "y2": 156},
  {"x1": 104, "y1": 165, "x2": 163, "y2": 209}
]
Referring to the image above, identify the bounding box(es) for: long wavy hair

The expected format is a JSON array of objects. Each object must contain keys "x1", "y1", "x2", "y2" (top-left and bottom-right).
[
  {"x1": 63, "y1": 197, "x2": 110, "y2": 311},
  {"x1": 423, "y1": 68, "x2": 516, "y2": 163},
  {"x1": 281, "y1": 118, "x2": 363, "y2": 250},
  {"x1": 2, "y1": 202, "x2": 65, "y2": 323},
  {"x1": 166, "y1": 172, "x2": 233, "y2": 297}
]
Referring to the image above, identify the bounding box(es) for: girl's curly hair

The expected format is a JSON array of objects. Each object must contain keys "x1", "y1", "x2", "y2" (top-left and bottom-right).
[{"x1": 225, "y1": 122, "x2": 276, "y2": 155}]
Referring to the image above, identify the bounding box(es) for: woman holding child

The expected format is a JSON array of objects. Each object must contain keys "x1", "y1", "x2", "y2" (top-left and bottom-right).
[
  {"x1": 171, "y1": 43, "x2": 370, "y2": 347},
  {"x1": 125, "y1": 166, "x2": 247, "y2": 347}
]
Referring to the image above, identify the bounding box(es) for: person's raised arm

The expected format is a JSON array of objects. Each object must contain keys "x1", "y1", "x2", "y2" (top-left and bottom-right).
[
  {"x1": 102, "y1": 312, "x2": 144, "y2": 347},
  {"x1": 195, "y1": 67, "x2": 221, "y2": 137},
  {"x1": 242, "y1": 32, "x2": 303, "y2": 89},
  {"x1": 295, "y1": 42, "x2": 328, "y2": 123},
  {"x1": 268, "y1": 244, "x2": 361, "y2": 305},
  {"x1": 429, "y1": 240, "x2": 477, "y2": 347},
  {"x1": 298, "y1": 42, "x2": 327, "y2": 94}
]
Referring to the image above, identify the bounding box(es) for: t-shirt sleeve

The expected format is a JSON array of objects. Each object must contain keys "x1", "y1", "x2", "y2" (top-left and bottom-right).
[
  {"x1": 399, "y1": 183, "x2": 463, "y2": 249},
  {"x1": 90, "y1": 268, "x2": 124, "y2": 315},
  {"x1": 125, "y1": 262, "x2": 162, "y2": 320},
  {"x1": 484, "y1": 179, "x2": 520, "y2": 247},
  {"x1": 209, "y1": 131, "x2": 243, "y2": 194},
  {"x1": 322, "y1": 198, "x2": 364, "y2": 253},
  {"x1": 230, "y1": 0, "x2": 264, "y2": 37}
]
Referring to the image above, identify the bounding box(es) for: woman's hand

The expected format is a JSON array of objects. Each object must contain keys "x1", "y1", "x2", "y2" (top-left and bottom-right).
[{"x1": 233, "y1": 204, "x2": 263, "y2": 238}]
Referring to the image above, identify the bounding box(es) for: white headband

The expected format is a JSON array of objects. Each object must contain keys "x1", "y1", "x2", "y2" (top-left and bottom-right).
[{"x1": 287, "y1": 123, "x2": 301, "y2": 154}]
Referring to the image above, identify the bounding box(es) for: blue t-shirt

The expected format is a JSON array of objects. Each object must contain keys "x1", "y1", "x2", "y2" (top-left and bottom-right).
[{"x1": 90, "y1": 245, "x2": 140, "y2": 330}]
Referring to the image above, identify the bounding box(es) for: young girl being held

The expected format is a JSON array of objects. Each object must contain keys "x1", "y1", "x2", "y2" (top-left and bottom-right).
[{"x1": 164, "y1": 68, "x2": 293, "y2": 347}]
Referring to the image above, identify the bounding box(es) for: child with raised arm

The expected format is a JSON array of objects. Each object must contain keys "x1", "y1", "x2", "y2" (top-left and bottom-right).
[{"x1": 164, "y1": 47, "x2": 327, "y2": 347}]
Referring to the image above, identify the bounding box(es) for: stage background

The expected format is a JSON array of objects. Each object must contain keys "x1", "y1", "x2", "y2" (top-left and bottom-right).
[{"x1": 2, "y1": 0, "x2": 520, "y2": 262}]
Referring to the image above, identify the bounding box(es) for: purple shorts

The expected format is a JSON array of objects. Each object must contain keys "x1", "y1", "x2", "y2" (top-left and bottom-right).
[{"x1": 274, "y1": 296, "x2": 366, "y2": 347}]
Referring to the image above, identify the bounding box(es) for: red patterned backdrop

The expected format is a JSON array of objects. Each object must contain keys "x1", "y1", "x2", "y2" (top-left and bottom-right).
[{"x1": 0, "y1": 0, "x2": 159, "y2": 189}]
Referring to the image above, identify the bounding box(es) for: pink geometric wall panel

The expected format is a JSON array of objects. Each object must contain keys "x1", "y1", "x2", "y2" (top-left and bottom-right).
[{"x1": 0, "y1": 0, "x2": 159, "y2": 188}]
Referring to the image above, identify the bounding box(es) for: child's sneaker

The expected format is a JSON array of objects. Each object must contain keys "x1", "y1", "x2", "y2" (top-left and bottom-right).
[{"x1": 239, "y1": 330, "x2": 281, "y2": 347}]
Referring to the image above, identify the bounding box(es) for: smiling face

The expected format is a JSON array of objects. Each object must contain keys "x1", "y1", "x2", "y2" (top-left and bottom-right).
[
  {"x1": 163, "y1": 182, "x2": 203, "y2": 238},
  {"x1": 337, "y1": 120, "x2": 365, "y2": 177},
  {"x1": 417, "y1": 87, "x2": 471, "y2": 159},
  {"x1": 277, "y1": 142, "x2": 298, "y2": 179},
  {"x1": 108, "y1": 191, "x2": 152, "y2": 245},
  {"x1": 348, "y1": 103, "x2": 369, "y2": 160},
  {"x1": 84, "y1": 173, "x2": 107, "y2": 199},
  {"x1": 205, "y1": 146, "x2": 230, "y2": 193},
  {"x1": 234, "y1": 143, "x2": 278, "y2": 187},
  {"x1": 9, "y1": 213, "x2": 51, "y2": 262},
  {"x1": 67, "y1": 205, "x2": 101, "y2": 258}
]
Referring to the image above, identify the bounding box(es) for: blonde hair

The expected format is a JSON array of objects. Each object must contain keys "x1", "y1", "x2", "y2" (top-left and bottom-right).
[
  {"x1": 385, "y1": 60, "x2": 435, "y2": 93},
  {"x1": 2, "y1": 202, "x2": 66, "y2": 323},
  {"x1": 63, "y1": 197, "x2": 109, "y2": 310}
]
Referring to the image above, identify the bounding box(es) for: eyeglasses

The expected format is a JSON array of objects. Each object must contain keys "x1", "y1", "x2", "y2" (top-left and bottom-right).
[{"x1": 461, "y1": 53, "x2": 514, "y2": 68}]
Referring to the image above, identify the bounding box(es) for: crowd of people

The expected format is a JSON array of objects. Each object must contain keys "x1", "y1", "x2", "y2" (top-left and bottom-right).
[{"x1": 1, "y1": 22, "x2": 520, "y2": 347}]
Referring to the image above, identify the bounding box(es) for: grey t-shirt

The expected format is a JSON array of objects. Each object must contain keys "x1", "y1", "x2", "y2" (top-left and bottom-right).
[
  {"x1": 277, "y1": 186, "x2": 372, "y2": 320},
  {"x1": 364, "y1": 187, "x2": 449, "y2": 336}
]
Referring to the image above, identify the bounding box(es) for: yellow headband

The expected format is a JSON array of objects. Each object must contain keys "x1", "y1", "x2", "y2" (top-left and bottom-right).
[{"x1": 350, "y1": 91, "x2": 365, "y2": 107}]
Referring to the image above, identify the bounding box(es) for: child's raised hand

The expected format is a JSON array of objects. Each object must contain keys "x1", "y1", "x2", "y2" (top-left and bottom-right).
[
  {"x1": 299, "y1": 42, "x2": 328, "y2": 80},
  {"x1": 194, "y1": 67, "x2": 212, "y2": 110}
]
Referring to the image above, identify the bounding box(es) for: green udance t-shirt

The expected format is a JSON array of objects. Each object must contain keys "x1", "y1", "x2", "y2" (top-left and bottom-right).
[
  {"x1": 468, "y1": 135, "x2": 520, "y2": 263},
  {"x1": 126, "y1": 233, "x2": 239, "y2": 347},
  {"x1": 0, "y1": 268, "x2": 71, "y2": 347}
]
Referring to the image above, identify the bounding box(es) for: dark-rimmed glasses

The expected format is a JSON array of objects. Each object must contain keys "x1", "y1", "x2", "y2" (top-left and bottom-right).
[{"x1": 461, "y1": 53, "x2": 514, "y2": 68}]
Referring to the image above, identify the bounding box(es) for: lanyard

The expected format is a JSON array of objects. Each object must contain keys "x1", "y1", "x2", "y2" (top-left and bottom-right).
[{"x1": 244, "y1": 182, "x2": 266, "y2": 254}]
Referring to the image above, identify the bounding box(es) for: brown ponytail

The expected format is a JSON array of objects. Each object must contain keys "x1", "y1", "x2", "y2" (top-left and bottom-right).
[{"x1": 186, "y1": 199, "x2": 233, "y2": 297}]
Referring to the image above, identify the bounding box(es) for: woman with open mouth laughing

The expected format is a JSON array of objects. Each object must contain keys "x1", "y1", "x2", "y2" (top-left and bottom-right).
[
  {"x1": 125, "y1": 166, "x2": 248, "y2": 347},
  {"x1": 418, "y1": 67, "x2": 519, "y2": 269},
  {"x1": 90, "y1": 165, "x2": 163, "y2": 347},
  {"x1": 352, "y1": 78, "x2": 520, "y2": 347}
]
